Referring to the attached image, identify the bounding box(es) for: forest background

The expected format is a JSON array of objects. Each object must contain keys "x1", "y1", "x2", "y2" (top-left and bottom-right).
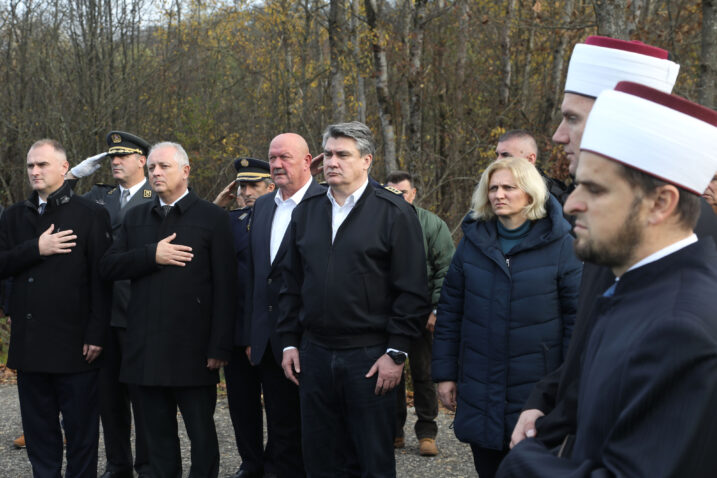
[{"x1": 1, "y1": 0, "x2": 715, "y2": 234}]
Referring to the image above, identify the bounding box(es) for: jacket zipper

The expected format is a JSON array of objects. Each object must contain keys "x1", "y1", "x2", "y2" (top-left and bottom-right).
[{"x1": 505, "y1": 257, "x2": 510, "y2": 269}]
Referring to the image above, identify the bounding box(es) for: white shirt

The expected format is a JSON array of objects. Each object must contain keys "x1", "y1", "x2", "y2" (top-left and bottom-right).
[
  {"x1": 119, "y1": 178, "x2": 146, "y2": 203},
  {"x1": 270, "y1": 179, "x2": 313, "y2": 263},
  {"x1": 159, "y1": 188, "x2": 189, "y2": 207},
  {"x1": 327, "y1": 179, "x2": 369, "y2": 243}
]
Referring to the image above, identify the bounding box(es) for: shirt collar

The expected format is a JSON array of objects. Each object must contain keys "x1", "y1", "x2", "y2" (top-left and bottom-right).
[
  {"x1": 274, "y1": 177, "x2": 313, "y2": 207},
  {"x1": 327, "y1": 179, "x2": 369, "y2": 208},
  {"x1": 159, "y1": 188, "x2": 189, "y2": 207},
  {"x1": 622, "y1": 233, "x2": 698, "y2": 276},
  {"x1": 120, "y1": 178, "x2": 146, "y2": 198}
]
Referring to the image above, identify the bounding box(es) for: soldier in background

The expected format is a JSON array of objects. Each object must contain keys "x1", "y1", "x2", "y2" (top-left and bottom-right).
[
  {"x1": 67, "y1": 131, "x2": 154, "y2": 478},
  {"x1": 216, "y1": 158, "x2": 277, "y2": 478}
]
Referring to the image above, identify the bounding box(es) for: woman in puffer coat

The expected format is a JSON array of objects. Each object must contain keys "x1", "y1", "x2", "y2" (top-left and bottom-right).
[{"x1": 432, "y1": 157, "x2": 581, "y2": 478}]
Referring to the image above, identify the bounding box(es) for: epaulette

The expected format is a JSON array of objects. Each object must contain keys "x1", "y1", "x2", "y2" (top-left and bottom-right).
[{"x1": 382, "y1": 185, "x2": 403, "y2": 196}]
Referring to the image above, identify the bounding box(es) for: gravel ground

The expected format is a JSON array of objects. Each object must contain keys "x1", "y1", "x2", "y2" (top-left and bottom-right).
[{"x1": 0, "y1": 383, "x2": 476, "y2": 477}]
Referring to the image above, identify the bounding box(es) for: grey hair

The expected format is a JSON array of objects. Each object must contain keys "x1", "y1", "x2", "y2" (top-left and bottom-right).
[
  {"x1": 149, "y1": 142, "x2": 190, "y2": 167},
  {"x1": 322, "y1": 122, "x2": 376, "y2": 157}
]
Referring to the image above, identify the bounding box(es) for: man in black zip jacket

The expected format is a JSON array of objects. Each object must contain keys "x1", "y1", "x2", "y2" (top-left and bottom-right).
[{"x1": 277, "y1": 122, "x2": 430, "y2": 478}]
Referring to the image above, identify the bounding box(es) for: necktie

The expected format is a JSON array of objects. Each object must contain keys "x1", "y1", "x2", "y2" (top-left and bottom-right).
[
  {"x1": 120, "y1": 189, "x2": 130, "y2": 209},
  {"x1": 38, "y1": 203, "x2": 46, "y2": 215},
  {"x1": 162, "y1": 205, "x2": 173, "y2": 217}
]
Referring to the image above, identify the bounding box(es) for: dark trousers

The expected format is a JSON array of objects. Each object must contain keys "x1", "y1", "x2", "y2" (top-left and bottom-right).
[
  {"x1": 299, "y1": 340, "x2": 396, "y2": 478},
  {"x1": 225, "y1": 347, "x2": 264, "y2": 474},
  {"x1": 257, "y1": 350, "x2": 305, "y2": 477},
  {"x1": 470, "y1": 445, "x2": 508, "y2": 478},
  {"x1": 17, "y1": 369, "x2": 100, "y2": 478},
  {"x1": 99, "y1": 327, "x2": 150, "y2": 474},
  {"x1": 395, "y1": 327, "x2": 438, "y2": 440},
  {"x1": 138, "y1": 385, "x2": 219, "y2": 478}
]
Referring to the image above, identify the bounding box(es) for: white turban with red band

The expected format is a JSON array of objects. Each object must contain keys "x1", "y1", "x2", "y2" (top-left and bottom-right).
[
  {"x1": 581, "y1": 81, "x2": 717, "y2": 195},
  {"x1": 565, "y1": 36, "x2": 680, "y2": 98}
]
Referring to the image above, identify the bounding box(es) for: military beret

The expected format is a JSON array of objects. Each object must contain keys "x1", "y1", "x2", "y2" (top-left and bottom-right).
[
  {"x1": 106, "y1": 131, "x2": 150, "y2": 157},
  {"x1": 234, "y1": 157, "x2": 271, "y2": 182}
]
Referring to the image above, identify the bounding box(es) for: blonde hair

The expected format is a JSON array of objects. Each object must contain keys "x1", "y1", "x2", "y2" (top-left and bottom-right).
[{"x1": 470, "y1": 157, "x2": 548, "y2": 221}]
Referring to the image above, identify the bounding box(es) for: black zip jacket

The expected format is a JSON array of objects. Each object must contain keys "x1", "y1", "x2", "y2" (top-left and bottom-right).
[{"x1": 277, "y1": 182, "x2": 430, "y2": 352}]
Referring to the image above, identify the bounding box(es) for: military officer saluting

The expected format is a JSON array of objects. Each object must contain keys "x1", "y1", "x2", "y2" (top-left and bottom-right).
[
  {"x1": 215, "y1": 158, "x2": 279, "y2": 478},
  {"x1": 66, "y1": 131, "x2": 154, "y2": 478}
]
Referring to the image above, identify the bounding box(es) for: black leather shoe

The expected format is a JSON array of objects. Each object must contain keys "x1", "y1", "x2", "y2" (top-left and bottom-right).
[
  {"x1": 228, "y1": 470, "x2": 263, "y2": 478},
  {"x1": 100, "y1": 471, "x2": 134, "y2": 478}
]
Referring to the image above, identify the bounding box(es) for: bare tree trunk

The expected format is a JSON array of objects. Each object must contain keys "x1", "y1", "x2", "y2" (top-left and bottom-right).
[
  {"x1": 350, "y1": 0, "x2": 366, "y2": 124},
  {"x1": 542, "y1": 0, "x2": 575, "y2": 127},
  {"x1": 407, "y1": 0, "x2": 427, "y2": 163},
  {"x1": 500, "y1": 0, "x2": 517, "y2": 108},
  {"x1": 365, "y1": 0, "x2": 398, "y2": 175},
  {"x1": 699, "y1": 0, "x2": 717, "y2": 108},
  {"x1": 454, "y1": 0, "x2": 469, "y2": 126},
  {"x1": 329, "y1": 0, "x2": 346, "y2": 122},
  {"x1": 592, "y1": 0, "x2": 635, "y2": 39},
  {"x1": 520, "y1": 1, "x2": 538, "y2": 114}
]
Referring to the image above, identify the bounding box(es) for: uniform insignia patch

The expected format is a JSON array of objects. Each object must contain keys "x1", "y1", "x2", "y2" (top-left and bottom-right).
[
  {"x1": 383, "y1": 185, "x2": 403, "y2": 196},
  {"x1": 111, "y1": 133, "x2": 122, "y2": 143},
  {"x1": 143, "y1": 190, "x2": 152, "y2": 198}
]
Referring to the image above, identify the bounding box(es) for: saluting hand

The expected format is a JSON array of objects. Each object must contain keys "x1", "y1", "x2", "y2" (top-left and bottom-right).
[
  {"x1": 366, "y1": 354, "x2": 404, "y2": 395},
  {"x1": 213, "y1": 180, "x2": 238, "y2": 208},
  {"x1": 309, "y1": 153, "x2": 324, "y2": 177},
  {"x1": 38, "y1": 224, "x2": 77, "y2": 256},
  {"x1": 155, "y1": 233, "x2": 193, "y2": 266}
]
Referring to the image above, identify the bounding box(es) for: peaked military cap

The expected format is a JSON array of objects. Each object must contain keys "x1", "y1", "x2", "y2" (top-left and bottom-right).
[
  {"x1": 106, "y1": 131, "x2": 150, "y2": 157},
  {"x1": 234, "y1": 157, "x2": 271, "y2": 182}
]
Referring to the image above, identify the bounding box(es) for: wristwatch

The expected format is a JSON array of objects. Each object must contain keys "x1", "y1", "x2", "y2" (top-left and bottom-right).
[{"x1": 387, "y1": 350, "x2": 407, "y2": 365}]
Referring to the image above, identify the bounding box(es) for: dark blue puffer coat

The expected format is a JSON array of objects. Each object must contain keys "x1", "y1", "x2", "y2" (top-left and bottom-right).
[{"x1": 432, "y1": 195, "x2": 581, "y2": 450}]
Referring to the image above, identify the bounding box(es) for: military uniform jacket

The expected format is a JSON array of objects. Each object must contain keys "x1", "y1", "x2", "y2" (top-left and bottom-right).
[
  {"x1": 498, "y1": 239, "x2": 717, "y2": 477},
  {"x1": 70, "y1": 178, "x2": 155, "y2": 328},
  {"x1": 230, "y1": 206, "x2": 252, "y2": 346},
  {"x1": 100, "y1": 190, "x2": 237, "y2": 387},
  {"x1": 0, "y1": 182, "x2": 112, "y2": 373}
]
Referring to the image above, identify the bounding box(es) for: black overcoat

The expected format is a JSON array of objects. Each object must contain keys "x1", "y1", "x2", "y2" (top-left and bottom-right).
[
  {"x1": 498, "y1": 239, "x2": 717, "y2": 477},
  {"x1": 0, "y1": 182, "x2": 112, "y2": 373},
  {"x1": 100, "y1": 190, "x2": 237, "y2": 386}
]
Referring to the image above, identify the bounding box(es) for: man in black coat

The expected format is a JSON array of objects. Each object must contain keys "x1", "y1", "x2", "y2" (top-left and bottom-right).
[
  {"x1": 244, "y1": 133, "x2": 323, "y2": 478},
  {"x1": 67, "y1": 130, "x2": 154, "y2": 478},
  {"x1": 509, "y1": 35, "x2": 682, "y2": 451},
  {"x1": 498, "y1": 82, "x2": 717, "y2": 477},
  {"x1": 0, "y1": 139, "x2": 112, "y2": 477},
  {"x1": 100, "y1": 142, "x2": 237, "y2": 478},
  {"x1": 278, "y1": 122, "x2": 430, "y2": 477}
]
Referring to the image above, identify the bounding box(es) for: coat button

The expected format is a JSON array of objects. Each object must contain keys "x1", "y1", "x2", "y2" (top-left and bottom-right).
[
  {"x1": 267, "y1": 278, "x2": 272, "y2": 285},
  {"x1": 268, "y1": 305, "x2": 273, "y2": 312},
  {"x1": 26, "y1": 313, "x2": 32, "y2": 320},
  {"x1": 28, "y1": 277, "x2": 34, "y2": 283}
]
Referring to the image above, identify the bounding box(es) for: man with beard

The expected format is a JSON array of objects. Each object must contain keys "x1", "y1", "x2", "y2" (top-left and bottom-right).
[
  {"x1": 497, "y1": 81, "x2": 717, "y2": 477},
  {"x1": 508, "y1": 36, "x2": 682, "y2": 451}
]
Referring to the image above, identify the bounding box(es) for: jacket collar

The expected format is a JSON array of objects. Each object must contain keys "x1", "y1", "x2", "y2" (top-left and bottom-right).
[
  {"x1": 151, "y1": 188, "x2": 198, "y2": 217},
  {"x1": 25, "y1": 181, "x2": 73, "y2": 211}
]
